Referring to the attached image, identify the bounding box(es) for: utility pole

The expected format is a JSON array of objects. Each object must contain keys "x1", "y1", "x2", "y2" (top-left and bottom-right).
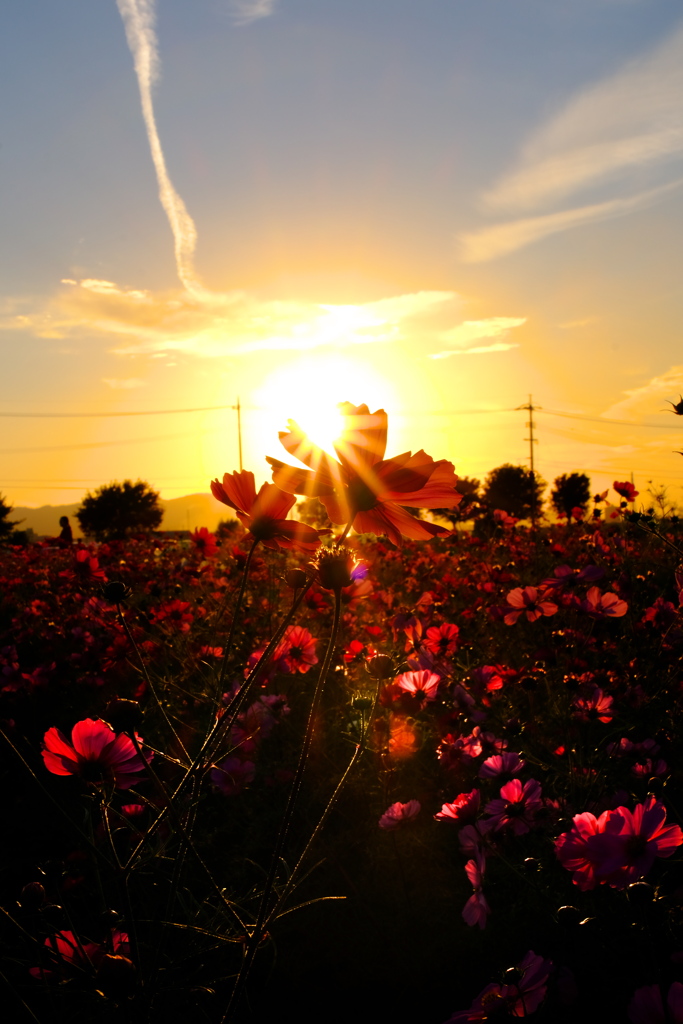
[
  {"x1": 516, "y1": 394, "x2": 542, "y2": 525},
  {"x1": 236, "y1": 397, "x2": 243, "y2": 472}
]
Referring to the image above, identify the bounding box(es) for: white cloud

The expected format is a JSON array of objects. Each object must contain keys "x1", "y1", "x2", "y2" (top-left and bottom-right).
[
  {"x1": 102, "y1": 377, "x2": 146, "y2": 389},
  {"x1": 485, "y1": 22, "x2": 683, "y2": 214},
  {"x1": 602, "y1": 365, "x2": 683, "y2": 419},
  {"x1": 229, "y1": 0, "x2": 277, "y2": 25},
  {"x1": 116, "y1": 0, "x2": 201, "y2": 293},
  {"x1": 439, "y1": 316, "x2": 526, "y2": 348},
  {"x1": 459, "y1": 180, "x2": 683, "y2": 263},
  {"x1": 429, "y1": 342, "x2": 519, "y2": 359}
]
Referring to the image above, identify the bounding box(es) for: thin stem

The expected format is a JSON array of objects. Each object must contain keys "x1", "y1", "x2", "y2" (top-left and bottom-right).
[
  {"x1": 215, "y1": 537, "x2": 259, "y2": 701},
  {"x1": 117, "y1": 603, "x2": 189, "y2": 762},
  {"x1": 223, "y1": 587, "x2": 344, "y2": 1023}
]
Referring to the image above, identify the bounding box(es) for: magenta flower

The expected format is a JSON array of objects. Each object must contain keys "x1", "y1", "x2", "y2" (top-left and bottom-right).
[
  {"x1": 555, "y1": 809, "x2": 624, "y2": 891},
  {"x1": 462, "y1": 850, "x2": 490, "y2": 930},
  {"x1": 483, "y1": 778, "x2": 543, "y2": 836},
  {"x1": 573, "y1": 687, "x2": 614, "y2": 723},
  {"x1": 479, "y1": 752, "x2": 525, "y2": 779},
  {"x1": 504, "y1": 587, "x2": 558, "y2": 625},
  {"x1": 435, "y1": 789, "x2": 480, "y2": 825},
  {"x1": 378, "y1": 799, "x2": 421, "y2": 830},
  {"x1": 600, "y1": 796, "x2": 683, "y2": 887},
  {"x1": 445, "y1": 950, "x2": 552, "y2": 1022},
  {"x1": 42, "y1": 719, "x2": 151, "y2": 789},
  {"x1": 210, "y1": 757, "x2": 256, "y2": 796},
  {"x1": 628, "y1": 982, "x2": 683, "y2": 1024}
]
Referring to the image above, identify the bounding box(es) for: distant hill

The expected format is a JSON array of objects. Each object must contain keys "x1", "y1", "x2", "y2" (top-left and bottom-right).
[{"x1": 12, "y1": 493, "x2": 230, "y2": 539}]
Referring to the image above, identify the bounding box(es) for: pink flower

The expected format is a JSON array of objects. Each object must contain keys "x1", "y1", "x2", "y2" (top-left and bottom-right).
[
  {"x1": 573, "y1": 687, "x2": 614, "y2": 723},
  {"x1": 445, "y1": 951, "x2": 552, "y2": 1022},
  {"x1": 599, "y1": 796, "x2": 683, "y2": 887},
  {"x1": 42, "y1": 719, "x2": 151, "y2": 789},
  {"x1": 395, "y1": 669, "x2": 441, "y2": 704},
  {"x1": 378, "y1": 799, "x2": 421, "y2": 830},
  {"x1": 555, "y1": 809, "x2": 624, "y2": 891},
  {"x1": 462, "y1": 850, "x2": 490, "y2": 930},
  {"x1": 479, "y1": 752, "x2": 525, "y2": 779},
  {"x1": 277, "y1": 625, "x2": 319, "y2": 673},
  {"x1": 628, "y1": 982, "x2": 683, "y2": 1024},
  {"x1": 504, "y1": 587, "x2": 558, "y2": 625},
  {"x1": 580, "y1": 586, "x2": 628, "y2": 618},
  {"x1": 483, "y1": 778, "x2": 543, "y2": 836},
  {"x1": 435, "y1": 789, "x2": 480, "y2": 825}
]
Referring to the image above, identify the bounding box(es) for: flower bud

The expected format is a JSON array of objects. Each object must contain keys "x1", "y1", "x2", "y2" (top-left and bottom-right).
[
  {"x1": 285, "y1": 568, "x2": 308, "y2": 589},
  {"x1": 104, "y1": 698, "x2": 142, "y2": 734},
  {"x1": 365, "y1": 655, "x2": 395, "y2": 680},
  {"x1": 314, "y1": 546, "x2": 362, "y2": 592},
  {"x1": 351, "y1": 695, "x2": 373, "y2": 711},
  {"x1": 103, "y1": 581, "x2": 130, "y2": 603},
  {"x1": 19, "y1": 882, "x2": 45, "y2": 909}
]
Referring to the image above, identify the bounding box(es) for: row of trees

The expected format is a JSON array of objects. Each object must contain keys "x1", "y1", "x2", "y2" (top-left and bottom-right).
[{"x1": 0, "y1": 469, "x2": 596, "y2": 544}]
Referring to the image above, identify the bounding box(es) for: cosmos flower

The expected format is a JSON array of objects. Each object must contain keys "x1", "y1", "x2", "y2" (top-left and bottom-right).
[
  {"x1": 42, "y1": 718, "x2": 151, "y2": 789},
  {"x1": 628, "y1": 982, "x2": 683, "y2": 1024},
  {"x1": 580, "y1": 587, "x2": 628, "y2": 618},
  {"x1": 483, "y1": 778, "x2": 543, "y2": 836},
  {"x1": 422, "y1": 622, "x2": 460, "y2": 657},
  {"x1": 378, "y1": 799, "x2": 421, "y2": 830},
  {"x1": 190, "y1": 526, "x2": 218, "y2": 557},
  {"x1": 267, "y1": 402, "x2": 462, "y2": 546},
  {"x1": 504, "y1": 587, "x2": 558, "y2": 625},
  {"x1": 210, "y1": 469, "x2": 325, "y2": 551},
  {"x1": 613, "y1": 480, "x2": 639, "y2": 502},
  {"x1": 435, "y1": 789, "x2": 481, "y2": 825},
  {"x1": 394, "y1": 669, "x2": 441, "y2": 704}
]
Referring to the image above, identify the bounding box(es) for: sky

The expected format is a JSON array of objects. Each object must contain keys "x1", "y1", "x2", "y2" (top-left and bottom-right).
[{"x1": 2, "y1": 0, "x2": 683, "y2": 511}]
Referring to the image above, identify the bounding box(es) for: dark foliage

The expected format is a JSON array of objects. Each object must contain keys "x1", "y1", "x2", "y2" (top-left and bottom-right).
[
  {"x1": 76, "y1": 479, "x2": 163, "y2": 540},
  {"x1": 551, "y1": 471, "x2": 591, "y2": 518},
  {"x1": 0, "y1": 492, "x2": 19, "y2": 540},
  {"x1": 481, "y1": 464, "x2": 546, "y2": 520},
  {"x1": 433, "y1": 476, "x2": 482, "y2": 524}
]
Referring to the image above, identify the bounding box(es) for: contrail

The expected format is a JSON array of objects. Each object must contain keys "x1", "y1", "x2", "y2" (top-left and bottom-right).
[{"x1": 116, "y1": 0, "x2": 202, "y2": 294}]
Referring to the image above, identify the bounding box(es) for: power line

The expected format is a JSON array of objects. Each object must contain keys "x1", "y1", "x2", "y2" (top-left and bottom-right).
[{"x1": 0, "y1": 404, "x2": 239, "y2": 419}]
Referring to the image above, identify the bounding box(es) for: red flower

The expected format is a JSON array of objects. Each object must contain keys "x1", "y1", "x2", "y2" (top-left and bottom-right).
[
  {"x1": 555, "y1": 809, "x2": 624, "y2": 891},
  {"x1": 614, "y1": 480, "x2": 639, "y2": 501},
  {"x1": 573, "y1": 687, "x2": 614, "y2": 723},
  {"x1": 599, "y1": 796, "x2": 683, "y2": 887},
  {"x1": 267, "y1": 402, "x2": 462, "y2": 546},
  {"x1": 422, "y1": 622, "x2": 460, "y2": 657},
  {"x1": 211, "y1": 469, "x2": 325, "y2": 551},
  {"x1": 59, "y1": 548, "x2": 107, "y2": 583},
  {"x1": 435, "y1": 788, "x2": 481, "y2": 825},
  {"x1": 42, "y1": 718, "x2": 151, "y2": 789},
  {"x1": 190, "y1": 526, "x2": 218, "y2": 557}
]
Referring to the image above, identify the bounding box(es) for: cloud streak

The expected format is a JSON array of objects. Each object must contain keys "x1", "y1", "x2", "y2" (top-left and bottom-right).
[
  {"x1": 460, "y1": 179, "x2": 683, "y2": 263},
  {"x1": 229, "y1": 0, "x2": 277, "y2": 25},
  {"x1": 485, "y1": 22, "x2": 683, "y2": 214},
  {"x1": 116, "y1": 0, "x2": 201, "y2": 293},
  {"x1": 463, "y1": 21, "x2": 683, "y2": 261}
]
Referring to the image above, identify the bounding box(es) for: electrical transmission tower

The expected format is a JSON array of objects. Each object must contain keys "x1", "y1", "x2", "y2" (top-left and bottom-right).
[{"x1": 516, "y1": 394, "x2": 541, "y2": 475}]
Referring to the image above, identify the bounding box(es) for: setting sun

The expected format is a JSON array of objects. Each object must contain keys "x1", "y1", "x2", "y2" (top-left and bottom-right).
[{"x1": 252, "y1": 353, "x2": 396, "y2": 466}]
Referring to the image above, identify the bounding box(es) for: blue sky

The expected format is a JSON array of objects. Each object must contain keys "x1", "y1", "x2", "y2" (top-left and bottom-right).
[{"x1": 2, "y1": 0, "x2": 683, "y2": 508}]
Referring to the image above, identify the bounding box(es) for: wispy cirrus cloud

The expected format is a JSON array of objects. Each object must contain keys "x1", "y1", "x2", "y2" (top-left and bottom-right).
[
  {"x1": 429, "y1": 316, "x2": 526, "y2": 357},
  {"x1": 460, "y1": 21, "x2": 683, "y2": 261},
  {"x1": 102, "y1": 377, "x2": 146, "y2": 389},
  {"x1": 602, "y1": 365, "x2": 683, "y2": 420},
  {"x1": 229, "y1": 0, "x2": 277, "y2": 25},
  {"x1": 460, "y1": 180, "x2": 683, "y2": 262}
]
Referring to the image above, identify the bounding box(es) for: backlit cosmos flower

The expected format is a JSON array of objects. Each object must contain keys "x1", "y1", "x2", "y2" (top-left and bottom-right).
[
  {"x1": 267, "y1": 402, "x2": 462, "y2": 546},
  {"x1": 211, "y1": 469, "x2": 325, "y2": 551},
  {"x1": 42, "y1": 718, "x2": 151, "y2": 789}
]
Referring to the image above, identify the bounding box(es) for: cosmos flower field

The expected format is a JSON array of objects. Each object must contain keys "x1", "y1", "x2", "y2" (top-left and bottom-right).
[{"x1": 2, "y1": 405, "x2": 683, "y2": 1023}]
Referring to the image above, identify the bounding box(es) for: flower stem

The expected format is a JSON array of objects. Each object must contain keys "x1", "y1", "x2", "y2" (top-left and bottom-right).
[{"x1": 222, "y1": 586, "x2": 344, "y2": 1022}]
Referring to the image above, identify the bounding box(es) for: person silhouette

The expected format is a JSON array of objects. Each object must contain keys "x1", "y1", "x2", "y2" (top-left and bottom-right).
[{"x1": 58, "y1": 515, "x2": 73, "y2": 545}]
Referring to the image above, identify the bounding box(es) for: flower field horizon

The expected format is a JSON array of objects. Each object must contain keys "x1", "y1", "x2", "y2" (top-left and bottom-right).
[{"x1": 2, "y1": 404, "x2": 683, "y2": 1023}]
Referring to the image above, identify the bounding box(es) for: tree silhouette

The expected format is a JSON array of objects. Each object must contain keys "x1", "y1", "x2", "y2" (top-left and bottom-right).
[
  {"x1": 0, "y1": 493, "x2": 19, "y2": 541},
  {"x1": 550, "y1": 472, "x2": 591, "y2": 518},
  {"x1": 433, "y1": 476, "x2": 482, "y2": 524},
  {"x1": 482, "y1": 464, "x2": 546, "y2": 521},
  {"x1": 76, "y1": 480, "x2": 163, "y2": 540}
]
